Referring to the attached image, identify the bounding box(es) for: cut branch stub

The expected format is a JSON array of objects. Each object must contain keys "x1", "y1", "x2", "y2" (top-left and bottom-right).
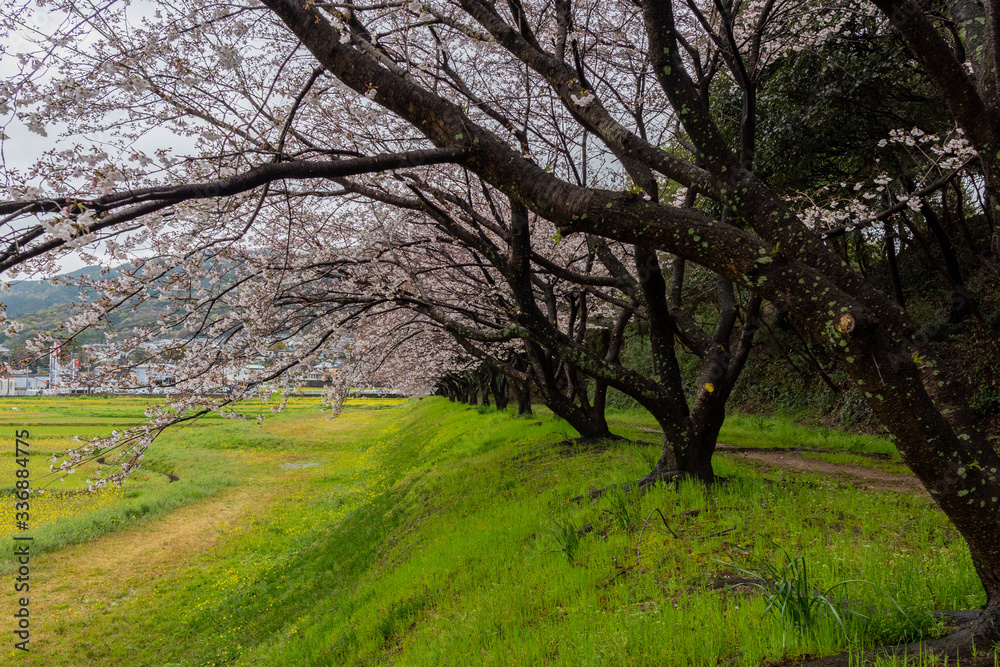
[{"x1": 835, "y1": 313, "x2": 856, "y2": 336}]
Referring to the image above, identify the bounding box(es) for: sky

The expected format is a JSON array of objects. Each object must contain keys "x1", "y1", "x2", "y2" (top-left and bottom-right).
[
  {"x1": 1, "y1": 5, "x2": 100, "y2": 276},
  {"x1": 1, "y1": 115, "x2": 194, "y2": 277},
  {"x1": 1, "y1": 0, "x2": 196, "y2": 278}
]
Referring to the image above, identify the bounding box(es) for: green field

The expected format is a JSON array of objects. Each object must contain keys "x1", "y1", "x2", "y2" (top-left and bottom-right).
[{"x1": 0, "y1": 397, "x2": 988, "y2": 665}]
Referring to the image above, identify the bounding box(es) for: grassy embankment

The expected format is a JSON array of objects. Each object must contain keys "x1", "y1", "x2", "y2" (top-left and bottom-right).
[{"x1": 0, "y1": 396, "x2": 988, "y2": 666}]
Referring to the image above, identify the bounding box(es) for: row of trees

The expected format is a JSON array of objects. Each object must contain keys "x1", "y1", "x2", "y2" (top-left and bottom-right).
[{"x1": 1, "y1": 0, "x2": 999, "y2": 648}]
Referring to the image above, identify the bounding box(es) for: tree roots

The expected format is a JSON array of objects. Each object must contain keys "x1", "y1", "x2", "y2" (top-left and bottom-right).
[
  {"x1": 567, "y1": 467, "x2": 691, "y2": 503},
  {"x1": 800, "y1": 611, "x2": 998, "y2": 666}
]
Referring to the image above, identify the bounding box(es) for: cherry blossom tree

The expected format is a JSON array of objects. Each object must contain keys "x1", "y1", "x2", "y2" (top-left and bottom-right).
[
  {"x1": 1, "y1": 0, "x2": 1000, "y2": 647},
  {"x1": 327, "y1": 177, "x2": 763, "y2": 480}
]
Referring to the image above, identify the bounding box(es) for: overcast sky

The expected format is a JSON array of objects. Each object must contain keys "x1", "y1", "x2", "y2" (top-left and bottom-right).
[{"x1": 1, "y1": 1, "x2": 199, "y2": 279}]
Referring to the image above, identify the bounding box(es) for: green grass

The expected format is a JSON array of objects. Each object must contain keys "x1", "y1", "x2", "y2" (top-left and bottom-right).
[
  {"x1": 0, "y1": 396, "x2": 985, "y2": 666},
  {"x1": 0, "y1": 394, "x2": 386, "y2": 563},
  {"x1": 607, "y1": 407, "x2": 901, "y2": 457}
]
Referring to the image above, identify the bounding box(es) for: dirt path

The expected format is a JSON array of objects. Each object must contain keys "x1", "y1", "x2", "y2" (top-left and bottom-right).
[
  {"x1": 727, "y1": 449, "x2": 927, "y2": 495},
  {"x1": 30, "y1": 483, "x2": 281, "y2": 645},
  {"x1": 624, "y1": 424, "x2": 925, "y2": 494}
]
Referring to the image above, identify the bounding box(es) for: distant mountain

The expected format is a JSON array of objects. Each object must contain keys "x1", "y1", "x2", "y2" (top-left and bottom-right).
[
  {"x1": 0, "y1": 266, "x2": 153, "y2": 345},
  {"x1": 4, "y1": 266, "x2": 120, "y2": 317},
  {"x1": 0, "y1": 262, "x2": 237, "y2": 347}
]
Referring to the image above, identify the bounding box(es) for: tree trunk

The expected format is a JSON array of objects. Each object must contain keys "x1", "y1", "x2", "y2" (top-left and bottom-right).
[
  {"x1": 491, "y1": 374, "x2": 509, "y2": 410},
  {"x1": 885, "y1": 220, "x2": 906, "y2": 308},
  {"x1": 918, "y1": 198, "x2": 971, "y2": 322},
  {"x1": 545, "y1": 395, "x2": 612, "y2": 439},
  {"x1": 516, "y1": 384, "x2": 532, "y2": 416},
  {"x1": 806, "y1": 312, "x2": 1000, "y2": 639}
]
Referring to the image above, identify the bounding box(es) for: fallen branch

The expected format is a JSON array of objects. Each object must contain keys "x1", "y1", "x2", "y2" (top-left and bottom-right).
[
  {"x1": 637, "y1": 508, "x2": 679, "y2": 569},
  {"x1": 568, "y1": 468, "x2": 687, "y2": 503},
  {"x1": 698, "y1": 525, "x2": 736, "y2": 539},
  {"x1": 605, "y1": 556, "x2": 635, "y2": 586}
]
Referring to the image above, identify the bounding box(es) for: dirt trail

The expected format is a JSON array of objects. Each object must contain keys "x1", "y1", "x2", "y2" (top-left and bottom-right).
[
  {"x1": 625, "y1": 424, "x2": 925, "y2": 495},
  {"x1": 727, "y1": 449, "x2": 927, "y2": 495},
  {"x1": 30, "y1": 484, "x2": 280, "y2": 642}
]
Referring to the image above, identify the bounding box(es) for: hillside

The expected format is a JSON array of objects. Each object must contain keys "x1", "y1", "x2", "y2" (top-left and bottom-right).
[
  {"x1": 1, "y1": 396, "x2": 986, "y2": 666},
  {"x1": 3, "y1": 266, "x2": 114, "y2": 317},
  {"x1": 1, "y1": 265, "x2": 173, "y2": 346}
]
